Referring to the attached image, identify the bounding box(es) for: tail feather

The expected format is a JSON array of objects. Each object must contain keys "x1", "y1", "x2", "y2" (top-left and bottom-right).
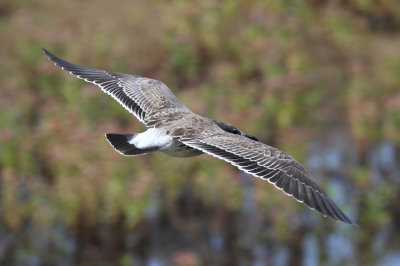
[{"x1": 105, "y1": 133, "x2": 159, "y2": 156}]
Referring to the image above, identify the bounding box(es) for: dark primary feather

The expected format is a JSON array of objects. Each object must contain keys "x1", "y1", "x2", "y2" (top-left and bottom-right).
[
  {"x1": 182, "y1": 132, "x2": 356, "y2": 226},
  {"x1": 42, "y1": 48, "x2": 148, "y2": 123},
  {"x1": 42, "y1": 48, "x2": 190, "y2": 126}
]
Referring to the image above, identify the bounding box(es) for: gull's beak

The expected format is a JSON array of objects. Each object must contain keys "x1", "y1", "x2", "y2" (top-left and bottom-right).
[{"x1": 244, "y1": 134, "x2": 259, "y2": 142}]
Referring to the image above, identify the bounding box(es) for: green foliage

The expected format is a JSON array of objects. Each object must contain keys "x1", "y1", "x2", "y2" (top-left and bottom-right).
[
  {"x1": 361, "y1": 185, "x2": 393, "y2": 227},
  {"x1": 1, "y1": 0, "x2": 400, "y2": 264}
]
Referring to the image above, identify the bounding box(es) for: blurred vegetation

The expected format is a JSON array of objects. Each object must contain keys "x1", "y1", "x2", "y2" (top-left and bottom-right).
[{"x1": 1, "y1": 0, "x2": 400, "y2": 265}]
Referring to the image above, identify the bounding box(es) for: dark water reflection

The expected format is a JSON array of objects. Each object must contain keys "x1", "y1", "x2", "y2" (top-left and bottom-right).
[
  {"x1": 0, "y1": 138, "x2": 399, "y2": 265},
  {"x1": 303, "y1": 139, "x2": 399, "y2": 266},
  {"x1": 140, "y1": 138, "x2": 399, "y2": 265}
]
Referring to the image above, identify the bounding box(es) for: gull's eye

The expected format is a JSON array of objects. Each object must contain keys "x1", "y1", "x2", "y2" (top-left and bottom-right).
[{"x1": 231, "y1": 129, "x2": 240, "y2": 134}]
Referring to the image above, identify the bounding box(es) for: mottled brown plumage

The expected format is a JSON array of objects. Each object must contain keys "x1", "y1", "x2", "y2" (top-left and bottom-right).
[{"x1": 43, "y1": 48, "x2": 356, "y2": 225}]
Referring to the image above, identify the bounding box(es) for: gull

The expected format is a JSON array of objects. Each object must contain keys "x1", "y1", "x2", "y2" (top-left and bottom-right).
[{"x1": 43, "y1": 48, "x2": 356, "y2": 225}]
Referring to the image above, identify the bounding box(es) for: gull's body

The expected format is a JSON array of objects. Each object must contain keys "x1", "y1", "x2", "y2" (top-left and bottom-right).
[{"x1": 43, "y1": 48, "x2": 356, "y2": 225}]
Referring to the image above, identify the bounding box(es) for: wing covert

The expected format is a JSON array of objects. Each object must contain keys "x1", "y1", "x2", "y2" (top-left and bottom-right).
[
  {"x1": 43, "y1": 48, "x2": 190, "y2": 125},
  {"x1": 181, "y1": 131, "x2": 355, "y2": 225}
]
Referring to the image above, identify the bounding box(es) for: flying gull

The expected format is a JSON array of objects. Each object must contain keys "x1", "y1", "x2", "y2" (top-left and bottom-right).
[{"x1": 43, "y1": 48, "x2": 356, "y2": 225}]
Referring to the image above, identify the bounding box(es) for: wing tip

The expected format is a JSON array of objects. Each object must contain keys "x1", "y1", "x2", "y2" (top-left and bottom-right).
[
  {"x1": 41, "y1": 47, "x2": 55, "y2": 60},
  {"x1": 340, "y1": 214, "x2": 358, "y2": 227},
  {"x1": 324, "y1": 198, "x2": 358, "y2": 226},
  {"x1": 334, "y1": 216, "x2": 358, "y2": 227},
  {"x1": 41, "y1": 47, "x2": 64, "y2": 68},
  {"x1": 41, "y1": 47, "x2": 49, "y2": 54}
]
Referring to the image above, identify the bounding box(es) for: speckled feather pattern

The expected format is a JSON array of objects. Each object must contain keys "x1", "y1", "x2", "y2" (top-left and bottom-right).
[
  {"x1": 42, "y1": 49, "x2": 191, "y2": 126},
  {"x1": 43, "y1": 48, "x2": 356, "y2": 226}
]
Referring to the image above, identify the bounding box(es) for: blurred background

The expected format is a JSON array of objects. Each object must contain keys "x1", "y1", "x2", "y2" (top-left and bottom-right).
[{"x1": 1, "y1": 0, "x2": 400, "y2": 265}]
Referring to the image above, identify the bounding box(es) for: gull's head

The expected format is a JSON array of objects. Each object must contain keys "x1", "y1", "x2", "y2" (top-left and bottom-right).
[{"x1": 214, "y1": 120, "x2": 259, "y2": 142}]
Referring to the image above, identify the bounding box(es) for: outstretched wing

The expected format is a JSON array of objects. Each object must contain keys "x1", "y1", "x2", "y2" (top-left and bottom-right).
[
  {"x1": 43, "y1": 48, "x2": 190, "y2": 126},
  {"x1": 180, "y1": 130, "x2": 355, "y2": 225}
]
